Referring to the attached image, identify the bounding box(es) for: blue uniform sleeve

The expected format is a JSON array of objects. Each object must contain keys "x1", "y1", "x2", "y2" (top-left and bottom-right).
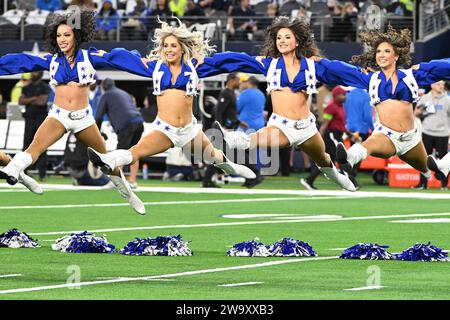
[
  {"x1": 316, "y1": 58, "x2": 370, "y2": 89},
  {"x1": 100, "y1": 48, "x2": 155, "y2": 77},
  {"x1": 413, "y1": 58, "x2": 450, "y2": 85},
  {"x1": 0, "y1": 53, "x2": 51, "y2": 75},
  {"x1": 197, "y1": 52, "x2": 268, "y2": 78}
]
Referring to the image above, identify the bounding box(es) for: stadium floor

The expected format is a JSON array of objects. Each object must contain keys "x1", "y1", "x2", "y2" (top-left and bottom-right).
[{"x1": 0, "y1": 172, "x2": 449, "y2": 300}]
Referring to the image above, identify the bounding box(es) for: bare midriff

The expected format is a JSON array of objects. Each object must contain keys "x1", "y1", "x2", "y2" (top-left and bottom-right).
[
  {"x1": 271, "y1": 87, "x2": 310, "y2": 120},
  {"x1": 53, "y1": 82, "x2": 90, "y2": 110},
  {"x1": 376, "y1": 99, "x2": 414, "y2": 132},
  {"x1": 156, "y1": 89, "x2": 194, "y2": 127}
]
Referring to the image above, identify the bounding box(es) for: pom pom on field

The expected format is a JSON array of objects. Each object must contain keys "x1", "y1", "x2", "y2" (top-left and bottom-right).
[
  {"x1": 0, "y1": 228, "x2": 40, "y2": 248},
  {"x1": 340, "y1": 243, "x2": 393, "y2": 260},
  {"x1": 52, "y1": 231, "x2": 115, "y2": 253},
  {"x1": 395, "y1": 242, "x2": 449, "y2": 262},
  {"x1": 120, "y1": 235, "x2": 193, "y2": 256}
]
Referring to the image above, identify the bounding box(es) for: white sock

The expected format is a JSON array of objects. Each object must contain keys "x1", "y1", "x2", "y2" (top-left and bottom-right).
[{"x1": 347, "y1": 144, "x2": 368, "y2": 167}]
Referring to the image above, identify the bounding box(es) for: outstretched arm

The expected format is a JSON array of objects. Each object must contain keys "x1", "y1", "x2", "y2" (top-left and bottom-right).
[
  {"x1": 90, "y1": 48, "x2": 155, "y2": 78},
  {"x1": 196, "y1": 51, "x2": 269, "y2": 78},
  {"x1": 315, "y1": 57, "x2": 371, "y2": 89},
  {"x1": 0, "y1": 53, "x2": 51, "y2": 75},
  {"x1": 412, "y1": 58, "x2": 450, "y2": 85}
]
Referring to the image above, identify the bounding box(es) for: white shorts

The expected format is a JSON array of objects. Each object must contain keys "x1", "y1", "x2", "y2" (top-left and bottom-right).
[
  {"x1": 267, "y1": 112, "x2": 318, "y2": 147},
  {"x1": 150, "y1": 116, "x2": 200, "y2": 148},
  {"x1": 47, "y1": 105, "x2": 95, "y2": 134},
  {"x1": 373, "y1": 122, "x2": 421, "y2": 156}
]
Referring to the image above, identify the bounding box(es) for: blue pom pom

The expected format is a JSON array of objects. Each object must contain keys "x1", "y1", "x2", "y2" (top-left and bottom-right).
[
  {"x1": 120, "y1": 235, "x2": 193, "y2": 256},
  {"x1": 268, "y1": 238, "x2": 317, "y2": 257},
  {"x1": 395, "y1": 242, "x2": 449, "y2": 262},
  {"x1": 340, "y1": 243, "x2": 393, "y2": 260},
  {"x1": 0, "y1": 228, "x2": 40, "y2": 248},
  {"x1": 227, "y1": 239, "x2": 271, "y2": 257},
  {"x1": 52, "y1": 231, "x2": 115, "y2": 253}
]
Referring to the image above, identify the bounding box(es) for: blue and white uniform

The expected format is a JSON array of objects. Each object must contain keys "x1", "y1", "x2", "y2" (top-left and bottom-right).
[
  {"x1": 0, "y1": 48, "x2": 113, "y2": 133},
  {"x1": 316, "y1": 58, "x2": 450, "y2": 155},
  {"x1": 198, "y1": 52, "x2": 337, "y2": 146}
]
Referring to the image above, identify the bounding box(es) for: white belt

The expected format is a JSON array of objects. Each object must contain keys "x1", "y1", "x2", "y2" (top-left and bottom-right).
[
  {"x1": 50, "y1": 105, "x2": 91, "y2": 120},
  {"x1": 374, "y1": 123, "x2": 418, "y2": 141},
  {"x1": 270, "y1": 113, "x2": 316, "y2": 130}
]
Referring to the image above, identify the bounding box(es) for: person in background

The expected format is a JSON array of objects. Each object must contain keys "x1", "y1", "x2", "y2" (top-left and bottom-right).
[
  {"x1": 19, "y1": 70, "x2": 50, "y2": 181},
  {"x1": 203, "y1": 72, "x2": 241, "y2": 188},
  {"x1": 10, "y1": 73, "x2": 31, "y2": 104},
  {"x1": 414, "y1": 80, "x2": 450, "y2": 190},
  {"x1": 301, "y1": 86, "x2": 354, "y2": 190},
  {"x1": 36, "y1": 0, "x2": 62, "y2": 11},
  {"x1": 169, "y1": 0, "x2": 187, "y2": 17},
  {"x1": 237, "y1": 75, "x2": 266, "y2": 188},
  {"x1": 227, "y1": 0, "x2": 258, "y2": 41},
  {"x1": 95, "y1": 78, "x2": 144, "y2": 188},
  {"x1": 0, "y1": 91, "x2": 5, "y2": 119},
  {"x1": 343, "y1": 86, "x2": 374, "y2": 188},
  {"x1": 95, "y1": 0, "x2": 119, "y2": 41}
]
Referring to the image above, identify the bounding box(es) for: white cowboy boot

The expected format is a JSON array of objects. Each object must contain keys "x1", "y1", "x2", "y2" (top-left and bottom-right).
[
  {"x1": 215, "y1": 155, "x2": 256, "y2": 179},
  {"x1": 88, "y1": 147, "x2": 133, "y2": 174},
  {"x1": 110, "y1": 169, "x2": 146, "y2": 215},
  {"x1": 319, "y1": 163, "x2": 357, "y2": 192},
  {"x1": 213, "y1": 121, "x2": 251, "y2": 150},
  {"x1": 427, "y1": 154, "x2": 450, "y2": 182},
  {"x1": 0, "y1": 152, "x2": 33, "y2": 185},
  {"x1": 18, "y1": 172, "x2": 43, "y2": 195}
]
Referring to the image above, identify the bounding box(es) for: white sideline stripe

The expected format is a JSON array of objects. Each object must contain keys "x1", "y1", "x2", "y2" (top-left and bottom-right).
[
  {"x1": 3, "y1": 183, "x2": 450, "y2": 199},
  {"x1": 28, "y1": 212, "x2": 450, "y2": 236},
  {"x1": 0, "y1": 256, "x2": 337, "y2": 295},
  {"x1": 390, "y1": 218, "x2": 450, "y2": 223},
  {"x1": 218, "y1": 282, "x2": 262, "y2": 287},
  {"x1": 0, "y1": 196, "x2": 347, "y2": 211},
  {"x1": 0, "y1": 274, "x2": 22, "y2": 279},
  {"x1": 344, "y1": 285, "x2": 385, "y2": 291},
  {"x1": 95, "y1": 277, "x2": 175, "y2": 282}
]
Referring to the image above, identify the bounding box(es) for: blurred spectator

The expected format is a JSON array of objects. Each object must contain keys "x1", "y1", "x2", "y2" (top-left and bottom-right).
[
  {"x1": 315, "y1": 83, "x2": 333, "y2": 122},
  {"x1": 0, "y1": 91, "x2": 5, "y2": 119},
  {"x1": 121, "y1": 0, "x2": 147, "y2": 40},
  {"x1": 296, "y1": 6, "x2": 311, "y2": 23},
  {"x1": 279, "y1": 0, "x2": 301, "y2": 16},
  {"x1": 163, "y1": 147, "x2": 194, "y2": 181},
  {"x1": 15, "y1": 0, "x2": 35, "y2": 11},
  {"x1": 89, "y1": 77, "x2": 103, "y2": 116},
  {"x1": 237, "y1": 75, "x2": 265, "y2": 188},
  {"x1": 142, "y1": 0, "x2": 171, "y2": 31},
  {"x1": 141, "y1": 90, "x2": 158, "y2": 123},
  {"x1": 19, "y1": 71, "x2": 50, "y2": 181},
  {"x1": 386, "y1": 0, "x2": 411, "y2": 16},
  {"x1": 95, "y1": 0, "x2": 119, "y2": 41},
  {"x1": 343, "y1": 87, "x2": 373, "y2": 188},
  {"x1": 414, "y1": 81, "x2": 450, "y2": 189},
  {"x1": 255, "y1": 3, "x2": 277, "y2": 39},
  {"x1": 10, "y1": 73, "x2": 31, "y2": 104},
  {"x1": 227, "y1": 0, "x2": 258, "y2": 41},
  {"x1": 68, "y1": 0, "x2": 96, "y2": 9},
  {"x1": 169, "y1": 0, "x2": 187, "y2": 16},
  {"x1": 184, "y1": 0, "x2": 205, "y2": 18},
  {"x1": 95, "y1": 78, "x2": 144, "y2": 188},
  {"x1": 36, "y1": 0, "x2": 61, "y2": 11},
  {"x1": 301, "y1": 86, "x2": 352, "y2": 190},
  {"x1": 199, "y1": 0, "x2": 231, "y2": 15}
]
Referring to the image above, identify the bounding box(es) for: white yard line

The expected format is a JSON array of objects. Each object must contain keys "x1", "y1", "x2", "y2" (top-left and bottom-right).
[
  {"x1": 2, "y1": 183, "x2": 450, "y2": 199},
  {"x1": 29, "y1": 212, "x2": 450, "y2": 236},
  {"x1": 0, "y1": 256, "x2": 337, "y2": 295},
  {"x1": 0, "y1": 274, "x2": 22, "y2": 279},
  {"x1": 0, "y1": 196, "x2": 347, "y2": 211},
  {"x1": 344, "y1": 285, "x2": 385, "y2": 291},
  {"x1": 218, "y1": 282, "x2": 262, "y2": 287}
]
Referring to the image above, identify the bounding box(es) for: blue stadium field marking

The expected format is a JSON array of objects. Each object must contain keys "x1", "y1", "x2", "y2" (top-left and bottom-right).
[
  {"x1": 0, "y1": 256, "x2": 338, "y2": 295},
  {"x1": 218, "y1": 282, "x2": 262, "y2": 287},
  {"x1": 344, "y1": 285, "x2": 385, "y2": 291},
  {"x1": 0, "y1": 196, "x2": 348, "y2": 210},
  {"x1": 0, "y1": 274, "x2": 22, "y2": 279},
  {"x1": 28, "y1": 211, "x2": 450, "y2": 236}
]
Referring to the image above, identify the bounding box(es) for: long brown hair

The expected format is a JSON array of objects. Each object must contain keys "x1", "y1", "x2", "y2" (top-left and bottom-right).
[
  {"x1": 261, "y1": 16, "x2": 321, "y2": 59},
  {"x1": 351, "y1": 24, "x2": 412, "y2": 70}
]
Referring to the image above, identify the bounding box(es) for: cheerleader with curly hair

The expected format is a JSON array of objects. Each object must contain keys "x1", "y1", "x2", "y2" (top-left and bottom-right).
[
  {"x1": 0, "y1": 9, "x2": 146, "y2": 214},
  {"x1": 312, "y1": 25, "x2": 450, "y2": 185},
  {"x1": 86, "y1": 18, "x2": 256, "y2": 181},
  {"x1": 195, "y1": 16, "x2": 358, "y2": 191}
]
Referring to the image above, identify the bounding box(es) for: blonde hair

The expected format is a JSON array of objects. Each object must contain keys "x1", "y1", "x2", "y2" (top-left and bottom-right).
[{"x1": 148, "y1": 17, "x2": 216, "y2": 64}]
